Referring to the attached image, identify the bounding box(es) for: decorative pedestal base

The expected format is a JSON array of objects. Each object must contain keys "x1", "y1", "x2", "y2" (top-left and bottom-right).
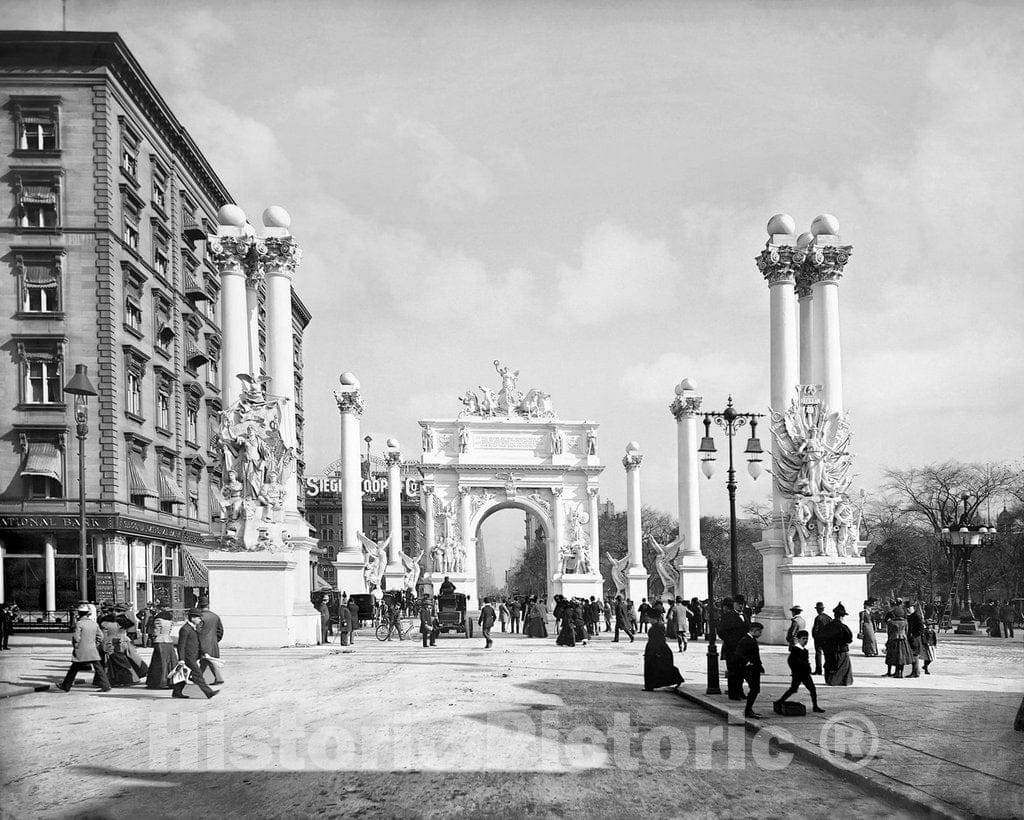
[
  {"x1": 552, "y1": 572, "x2": 603, "y2": 602},
  {"x1": 382, "y1": 563, "x2": 407, "y2": 594},
  {"x1": 954, "y1": 619, "x2": 978, "y2": 635},
  {"x1": 677, "y1": 555, "x2": 708, "y2": 602},
  {"x1": 756, "y1": 531, "x2": 872, "y2": 645},
  {"x1": 626, "y1": 567, "x2": 648, "y2": 607},
  {"x1": 206, "y1": 546, "x2": 320, "y2": 648},
  {"x1": 333, "y1": 550, "x2": 367, "y2": 598}
]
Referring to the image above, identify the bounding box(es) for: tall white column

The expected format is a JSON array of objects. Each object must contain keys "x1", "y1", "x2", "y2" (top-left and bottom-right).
[
  {"x1": 459, "y1": 487, "x2": 478, "y2": 605},
  {"x1": 423, "y1": 486, "x2": 436, "y2": 559},
  {"x1": 44, "y1": 535, "x2": 56, "y2": 614},
  {"x1": 671, "y1": 382, "x2": 703, "y2": 556},
  {"x1": 806, "y1": 217, "x2": 852, "y2": 415},
  {"x1": 587, "y1": 487, "x2": 601, "y2": 574},
  {"x1": 552, "y1": 487, "x2": 565, "y2": 571},
  {"x1": 384, "y1": 446, "x2": 405, "y2": 589},
  {"x1": 144, "y1": 543, "x2": 153, "y2": 605},
  {"x1": 0, "y1": 541, "x2": 5, "y2": 603},
  {"x1": 245, "y1": 281, "x2": 261, "y2": 378},
  {"x1": 262, "y1": 220, "x2": 302, "y2": 521},
  {"x1": 334, "y1": 373, "x2": 365, "y2": 595},
  {"x1": 798, "y1": 285, "x2": 813, "y2": 387},
  {"x1": 623, "y1": 443, "x2": 648, "y2": 603},
  {"x1": 760, "y1": 240, "x2": 800, "y2": 517},
  {"x1": 208, "y1": 207, "x2": 251, "y2": 409},
  {"x1": 624, "y1": 447, "x2": 643, "y2": 569}
]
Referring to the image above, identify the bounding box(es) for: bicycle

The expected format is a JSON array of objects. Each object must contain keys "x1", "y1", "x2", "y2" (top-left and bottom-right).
[{"x1": 376, "y1": 616, "x2": 413, "y2": 641}]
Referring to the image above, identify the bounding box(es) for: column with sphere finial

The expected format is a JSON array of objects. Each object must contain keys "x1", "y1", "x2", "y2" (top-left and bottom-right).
[
  {"x1": 670, "y1": 379, "x2": 708, "y2": 600},
  {"x1": 334, "y1": 372, "x2": 366, "y2": 595},
  {"x1": 806, "y1": 214, "x2": 852, "y2": 414},
  {"x1": 383, "y1": 439, "x2": 406, "y2": 589},
  {"x1": 207, "y1": 205, "x2": 251, "y2": 409},
  {"x1": 623, "y1": 442, "x2": 649, "y2": 605}
]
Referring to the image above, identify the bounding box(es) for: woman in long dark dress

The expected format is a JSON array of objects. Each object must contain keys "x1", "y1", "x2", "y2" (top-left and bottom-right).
[
  {"x1": 525, "y1": 597, "x2": 548, "y2": 638},
  {"x1": 145, "y1": 608, "x2": 178, "y2": 689},
  {"x1": 556, "y1": 607, "x2": 576, "y2": 646},
  {"x1": 643, "y1": 615, "x2": 684, "y2": 691},
  {"x1": 823, "y1": 603, "x2": 854, "y2": 686}
]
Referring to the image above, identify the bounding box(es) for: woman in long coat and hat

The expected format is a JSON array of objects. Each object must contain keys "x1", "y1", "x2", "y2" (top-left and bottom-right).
[
  {"x1": 145, "y1": 602, "x2": 178, "y2": 689},
  {"x1": 821, "y1": 603, "x2": 854, "y2": 686},
  {"x1": 643, "y1": 612, "x2": 684, "y2": 691}
]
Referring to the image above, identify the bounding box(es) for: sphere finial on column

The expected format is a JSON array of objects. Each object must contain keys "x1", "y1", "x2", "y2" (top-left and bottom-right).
[
  {"x1": 262, "y1": 206, "x2": 292, "y2": 229},
  {"x1": 217, "y1": 204, "x2": 246, "y2": 227},
  {"x1": 810, "y1": 214, "x2": 840, "y2": 237},
  {"x1": 339, "y1": 371, "x2": 360, "y2": 389},
  {"x1": 766, "y1": 213, "x2": 796, "y2": 236}
]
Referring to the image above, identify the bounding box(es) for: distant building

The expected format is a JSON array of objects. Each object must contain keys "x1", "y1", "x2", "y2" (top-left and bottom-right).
[
  {"x1": 304, "y1": 455, "x2": 426, "y2": 591},
  {"x1": 0, "y1": 32, "x2": 310, "y2": 619}
]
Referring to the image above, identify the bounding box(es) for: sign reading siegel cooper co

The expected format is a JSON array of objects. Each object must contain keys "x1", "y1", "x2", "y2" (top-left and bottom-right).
[{"x1": 304, "y1": 475, "x2": 421, "y2": 500}]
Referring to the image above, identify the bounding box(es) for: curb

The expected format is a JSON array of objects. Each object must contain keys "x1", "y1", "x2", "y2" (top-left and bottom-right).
[
  {"x1": 0, "y1": 684, "x2": 51, "y2": 700},
  {"x1": 674, "y1": 686, "x2": 965, "y2": 820}
]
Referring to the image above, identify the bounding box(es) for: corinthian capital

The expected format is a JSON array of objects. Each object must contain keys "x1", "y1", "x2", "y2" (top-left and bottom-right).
[
  {"x1": 261, "y1": 237, "x2": 302, "y2": 278},
  {"x1": 334, "y1": 389, "x2": 365, "y2": 416},
  {"x1": 207, "y1": 236, "x2": 251, "y2": 275},
  {"x1": 670, "y1": 395, "x2": 703, "y2": 420},
  {"x1": 755, "y1": 244, "x2": 799, "y2": 286},
  {"x1": 623, "y1": 453, "x2": 643, "y2": 469},
  {"x1": 803, "y1": 244, "x2": 853, "y2": 285}
]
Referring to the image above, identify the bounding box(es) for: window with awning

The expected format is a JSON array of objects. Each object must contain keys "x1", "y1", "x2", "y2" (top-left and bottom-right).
[
  {"x1": 127, "y1": 450, "x2": 158, "y2": 498},
  {"x1": 21, "y1": 442, "x2": 62, "y2": 482},
  {"x1": 158, "y1": 465, "x2": 186, "y2": 505}
]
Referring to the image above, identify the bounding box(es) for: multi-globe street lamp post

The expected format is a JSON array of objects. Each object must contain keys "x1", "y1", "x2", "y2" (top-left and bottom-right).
[
  {"x1": 939, "y1": 493, "x2": 996, "y2": 635},
  {"x1": 697, "y1": 396, "x2": 764, "y2": 598},
  {"x1": 63, "y1": 364, "x2": 98, "y2": 600}
]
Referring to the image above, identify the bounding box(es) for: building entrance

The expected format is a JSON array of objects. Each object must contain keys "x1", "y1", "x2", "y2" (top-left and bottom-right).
[{"x1": 417, "y1": 362, "x2": 604, "y2": 607}]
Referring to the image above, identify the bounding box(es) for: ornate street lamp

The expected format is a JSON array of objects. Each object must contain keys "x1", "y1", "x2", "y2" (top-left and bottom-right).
[
  {"x1": 697, "y1": 396, "x2": 764, "y2": 597},
  {"x1": 63, "y1": 364, "x2": 98, "y2": 600},
  {"x1": 939, "y1": 493, "x2": 996, "y2": 635}
]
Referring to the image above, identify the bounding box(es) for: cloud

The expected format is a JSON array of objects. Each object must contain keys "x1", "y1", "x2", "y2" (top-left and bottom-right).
[
  {"x1": 394, "y1": 117, "x2": 495, "y2": 214},
  {"x1": 555, "y1": 222, "x2": 679, "y2": 324}
]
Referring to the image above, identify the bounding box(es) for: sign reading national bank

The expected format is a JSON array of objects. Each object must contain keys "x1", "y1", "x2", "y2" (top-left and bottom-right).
[{"x1": 0, "y1": 514, "x2": 208, "y2": 545}]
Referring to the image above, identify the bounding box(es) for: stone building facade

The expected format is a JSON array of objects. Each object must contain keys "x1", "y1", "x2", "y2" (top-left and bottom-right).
[{"x1": 0, "y1": 32, "x2": 310, "y2": 620}]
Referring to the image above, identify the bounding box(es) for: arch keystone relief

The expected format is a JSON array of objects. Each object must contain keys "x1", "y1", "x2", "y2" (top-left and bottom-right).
[{"x1": 418, "y1": 364, "x2": 604, "y2": 605}]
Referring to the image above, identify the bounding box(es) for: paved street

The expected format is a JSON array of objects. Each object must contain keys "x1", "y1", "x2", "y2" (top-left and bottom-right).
[{"x1": 0, "y1": 627, "x2": 952, "y2": 820}]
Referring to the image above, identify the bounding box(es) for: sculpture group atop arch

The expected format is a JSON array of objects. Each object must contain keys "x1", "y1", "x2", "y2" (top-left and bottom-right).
[{"x1": 418, "y1": 363, "x2": 604, "y2": 605}]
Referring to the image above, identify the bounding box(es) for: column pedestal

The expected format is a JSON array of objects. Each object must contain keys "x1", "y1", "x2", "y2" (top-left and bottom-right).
[
  {"x1": 552, "y1": 572, "x2": 604, "y2": 602},
  {"x1": 206, "y1": 547, "x2": 319, "y2": 647},
  {"x1": 333, "y1": 555, "x2": 366, "y2": 600},
  {"x1": 676, "y1": 554, "x2": 708, "y2": 602},
  {"x1": 755, "y1": 530, "x2": 871, "y2": 645}
]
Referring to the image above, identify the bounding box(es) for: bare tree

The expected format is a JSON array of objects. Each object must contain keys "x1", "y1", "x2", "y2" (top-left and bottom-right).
[{"x1": 881, "y1": 461, "x2": 1015, "y2": 531}]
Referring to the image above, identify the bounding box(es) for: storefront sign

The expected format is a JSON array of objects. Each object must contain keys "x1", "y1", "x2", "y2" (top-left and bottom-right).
[
  {"x1": 304, "y1": 476, "x2": 420, "y2": 500},
  {"x1": 0, "y1": 514, "x2": 206, "y2": 545}
]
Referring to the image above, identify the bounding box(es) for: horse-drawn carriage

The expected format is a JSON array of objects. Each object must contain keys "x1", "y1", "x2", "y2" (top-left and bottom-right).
[{"x1": 436, "y1": 593, "x2": 473, "y2": 638}]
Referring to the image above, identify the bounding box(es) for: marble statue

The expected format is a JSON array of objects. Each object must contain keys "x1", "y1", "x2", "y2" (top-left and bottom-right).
[
  {"x1": 458, "y1": 427, "x2": 469, "y2": 453},
  {"x1": 494, "y1": 360, "x2": 521, "y2": 414},
  {"x1": 604, "y1": 552, "x2": 629, "y2": 597},
  {"x1": 358, "y1": 531, "x2": 390, "y2": 591},
  {"x1": 478, "y1": 386, "x2": 498, "y2": 416},
  {"x1": 457, "y1": 363, "x2": 556, "y2": 419},
  {"x1": 431, "y1": 542, "x2": 446, "y2": 573},
  {"x1": 213, "y1": 373, "x2": 297, "y2": 550},
  {"x1": 400, "y1": 547, "x2": 424, "y2": 592},
  {"x1": 587, "y1": 429, "x2": 597, "y2": 456},
  {"x1": 649, "y1": 536, "x2": 681, "y2": 597},
  {"x1": 551, "y1": 429, "x2": 564, "y2": 455},
  {"x1": 422, "y1": 426, "x2": 435, "y2": 452},
  {"x1": 771, "y1": 384, "x2": 858, "y2": 561},
  {"x1": 573, "y1": 542, "x2": 592, "y2": 575}
]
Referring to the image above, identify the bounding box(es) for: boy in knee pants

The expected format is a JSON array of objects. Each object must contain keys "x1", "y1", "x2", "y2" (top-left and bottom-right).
[{"x1": 775, "y1": 630, "x2": 825, "y2": 713}]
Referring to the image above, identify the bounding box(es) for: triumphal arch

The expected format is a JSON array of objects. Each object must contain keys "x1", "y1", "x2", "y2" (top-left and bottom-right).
[{"x1": 417, "y1": 362, "x2": 604, "y2": 605}]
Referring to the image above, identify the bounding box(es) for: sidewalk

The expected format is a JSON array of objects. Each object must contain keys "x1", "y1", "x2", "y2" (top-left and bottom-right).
[{"x1": 672, "y1": 631, "x2": 1024, "y2": 819}]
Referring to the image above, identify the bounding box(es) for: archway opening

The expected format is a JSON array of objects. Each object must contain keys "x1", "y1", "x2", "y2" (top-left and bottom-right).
[{"x1": 476, "y1": 503, "x2": 550, "y2": 600}]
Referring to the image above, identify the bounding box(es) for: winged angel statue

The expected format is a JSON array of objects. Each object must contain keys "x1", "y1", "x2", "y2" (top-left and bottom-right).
[
  {"x1": 604, "y1": 552, "x2": 630, "y2": 597},
  {"x1": 770, "y1": 385, "x2": 860, "y2": 557},
  {"x1": 648, "y1": 536, "x2": 682, "y2": 598},
  {"x1": 358, "y1": 531, "x2": 391, "y2": 591}
]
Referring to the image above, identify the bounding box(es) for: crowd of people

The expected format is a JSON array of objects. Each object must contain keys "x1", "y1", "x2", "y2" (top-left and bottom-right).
[{"x1": 58, "y1": 596, "x2": 224, "y2": 699}]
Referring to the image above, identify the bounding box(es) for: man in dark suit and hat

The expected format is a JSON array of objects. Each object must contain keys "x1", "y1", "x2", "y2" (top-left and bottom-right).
[
  {"x1": 811, "y1": 602, "x2": 832, "y2": 675},
  {"x1": 719, "y1": 596, "x2": 747, "y2": 700},
  {"x1": 173, "y1": 610, "x2": 219, "y2": 699},
  {"x1": 735, "y1": 622, "x2": 766, "y2": 718},
  {"x1": 197, "y1": 596, "x2": 224, "y2": 685}
]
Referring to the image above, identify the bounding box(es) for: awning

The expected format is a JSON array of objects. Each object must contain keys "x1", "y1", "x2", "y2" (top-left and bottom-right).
[
  {"x1": 313, "y1": 573, "x2": 333, "y2": 592},
  {"x1": 182, "y1": 546, "x2": 209, "y2": 587},
  {"x1": 21, "y1": 443, "x2": 61, "y2": 482},
  {"x1": 127, "y1": 451, "x2": 158, "y2": 498},
  {"x1": 25, "y1": 263, "x2": 58, "y2": 285},
  {"x1": 158, "y1": 466, "x2": 186, "y2": 504}
]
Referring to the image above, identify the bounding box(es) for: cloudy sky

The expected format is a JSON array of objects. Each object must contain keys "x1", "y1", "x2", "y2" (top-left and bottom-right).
[{"x1": 7, "y1": 0, "x2": 1023, "y2": 575}]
